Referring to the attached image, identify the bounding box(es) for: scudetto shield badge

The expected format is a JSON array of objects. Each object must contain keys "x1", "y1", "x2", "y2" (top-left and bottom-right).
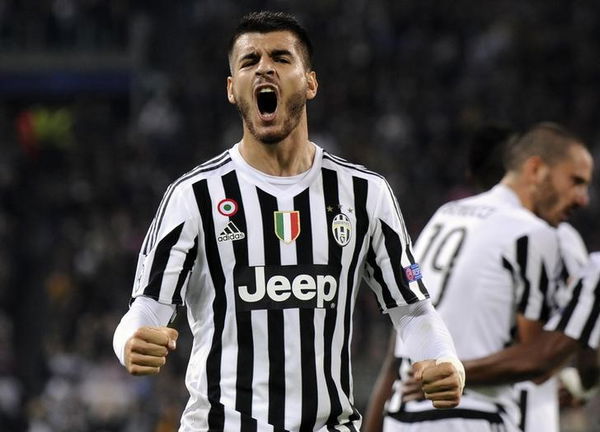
[
  {"x1": 274, "y1": 211, "x2": 301, "y2": 243},
  {"x1": 332, "y1": 213, "x2": 352, "y2": 246}
]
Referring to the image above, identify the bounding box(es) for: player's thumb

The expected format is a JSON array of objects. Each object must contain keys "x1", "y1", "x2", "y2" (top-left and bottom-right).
[{"x1": 160, "y1": 327, "x2": 179, "y2": 351}]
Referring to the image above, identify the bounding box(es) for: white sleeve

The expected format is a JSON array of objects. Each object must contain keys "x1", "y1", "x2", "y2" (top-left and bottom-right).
[
  {"x1": 388, "y1": 299, "x2": 457, "y2": 361},
  {"x1": 388, "y1": 299, "x2": 465, "y2": 388},
  {"x1": 132, "y1": 183, "x2": 201, "y2": 305},
  {"x1": 363, "y1": 179, "x2": 429, "y2": 311},
  {"x1": 112, "y1": 296, "x2": 176, "y2": 365}
]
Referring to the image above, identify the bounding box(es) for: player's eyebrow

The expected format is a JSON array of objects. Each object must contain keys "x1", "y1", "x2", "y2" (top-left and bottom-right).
[
  {"x1": 238, "y1": 51, "x2": 259, "y2": 64},
  {"x1": 270, "y1": 49, "x2": 293, "y2": 58}
]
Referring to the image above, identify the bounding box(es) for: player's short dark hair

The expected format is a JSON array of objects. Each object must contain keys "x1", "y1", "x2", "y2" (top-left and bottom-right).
[
  {"x1": 228, "y1": 11, "x2": 313, "y2": 70},
  {"x1": 503, "y1": 122, "x2": 585, "y2": 171},
  {"x1": 467, "y1": 123, "x2": 516, "y2": 191}
]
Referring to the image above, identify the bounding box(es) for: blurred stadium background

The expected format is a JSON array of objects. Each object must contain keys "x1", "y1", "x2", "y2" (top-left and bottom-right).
[{"x1": 0, "y1": 1, "x2": 599, "y2": 431}]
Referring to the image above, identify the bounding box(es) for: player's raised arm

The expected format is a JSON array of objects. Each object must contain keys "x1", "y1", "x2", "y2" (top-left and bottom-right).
[
  {"x1": 364, "y1": 178, "x2": 465, "y2": 409},
  {"x1": 387, "y1": 302, "x2": 465, "y2": 409}
]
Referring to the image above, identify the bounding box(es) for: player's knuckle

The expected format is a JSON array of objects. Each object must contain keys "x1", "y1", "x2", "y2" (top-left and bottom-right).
[
  {"x1": 128, "y1": 338, "x2": 143, "y2": 352},
  {"x1": 133, "y1": 328, "x2": 147, "y2": 339}
]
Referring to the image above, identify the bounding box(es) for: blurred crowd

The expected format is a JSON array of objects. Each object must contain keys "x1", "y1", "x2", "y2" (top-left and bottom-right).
[{"x1": 1, "y1": 0, "x2": 599, "y2": 431}]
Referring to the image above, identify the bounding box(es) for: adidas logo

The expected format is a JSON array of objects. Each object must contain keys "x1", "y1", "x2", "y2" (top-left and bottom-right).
[{"x1": 218, "y1": 221, "x2": 246, "y2": 242}]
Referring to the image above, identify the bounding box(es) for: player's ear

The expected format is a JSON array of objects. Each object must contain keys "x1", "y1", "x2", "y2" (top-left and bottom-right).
[
  {"x1": 523, "y1": 155, "x2": 547, "y2": 183},
  {"x1": 227, "y1": 77, "x2": 236, "y2": 104},
  {"x1": 306, "y1": 71, "x2": 318, "y2": 100}
]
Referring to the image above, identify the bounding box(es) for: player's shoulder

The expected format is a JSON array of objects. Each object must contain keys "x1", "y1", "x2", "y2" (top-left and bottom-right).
[
  {"x1": 433, "y1": 186, "x2": 554, "y2": 238},
  {"x1": 481, "y1": 186, "x2": 552, "y2": 231},
  {"x1": 494, "y1": 204, "x2": 555, "y2": 242},
  {"x1": 557, "y1": 222, "x2": 585, "y2": 245},
  {"x1": 584, "y1": 252, "x2": 600, "y2": 277},
  {"x1": 168, "y1": 148, "x2": 235, "y2": 193},
  {"x1": 321, "y1": 148, "x2": 388, "y2": 185}
]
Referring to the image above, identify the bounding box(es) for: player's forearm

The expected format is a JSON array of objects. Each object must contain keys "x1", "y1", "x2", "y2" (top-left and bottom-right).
[
  {"x1": 388, "y1": 300, "x2": 465, "y2": 393},
  {"x1": 463, "y1": 331, "x2": 578, "y2": 385},
  {"x1": 388, "y1": 300, "x2": 458, "y2": 361},
  {"x1": 113, "y1": 296, "x2": 175, "y2": 365}
]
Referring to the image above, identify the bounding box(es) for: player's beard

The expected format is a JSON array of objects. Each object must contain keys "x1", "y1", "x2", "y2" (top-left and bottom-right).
[
  {"x1": 533, "y1": 173, "x2": 561, "y2": 226},
  {"x1": 236, "y1": 90, "x2": 306, "y2": 144}
]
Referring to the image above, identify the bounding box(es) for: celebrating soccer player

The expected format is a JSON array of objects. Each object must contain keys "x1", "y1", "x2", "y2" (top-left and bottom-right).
[{"x1": 113, "y1": 11, "x2": 464, "y2": 431}]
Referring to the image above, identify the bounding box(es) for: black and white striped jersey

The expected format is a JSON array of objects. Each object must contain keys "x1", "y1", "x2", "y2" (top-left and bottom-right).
[
  {"x1": 385, "y1": 184, "x2": 562, "y2": 429},
  {"x1": 513, "y1": 223, "x2": 589, "y2": 432},
  {"x1": 545, "y1": 252, "x2": 600, "y2": 349},
  {"x1": 557, "y1": 223, "x2": 589, "y2": 286},
  {"x1": 131, "y1": 143, "x2": 428, "y2": 432}
]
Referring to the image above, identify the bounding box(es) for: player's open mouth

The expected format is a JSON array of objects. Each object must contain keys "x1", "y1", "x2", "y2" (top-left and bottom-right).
[{"x1": 256, "y1": 87, "x2": 278, "y2": 120}]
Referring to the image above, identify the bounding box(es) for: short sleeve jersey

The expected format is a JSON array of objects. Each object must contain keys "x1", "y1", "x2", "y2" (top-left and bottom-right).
[
  {"x1": 386, "y1": 184, "x2": 561, "y2": 425},
  {"x1": 131, "y1": 143, "x2": 428, "y2": 432}
]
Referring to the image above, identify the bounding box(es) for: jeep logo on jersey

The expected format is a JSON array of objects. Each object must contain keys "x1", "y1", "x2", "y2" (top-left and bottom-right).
[
  {"x1": 274, "y1": 211, "x2": 300, "y2": 243},
  {"x1": 332, "y1": 213, "x2": 352, "y2": 246},
  {"x1": 235, "y1": 264, "x2": 340, "y2": 311}
]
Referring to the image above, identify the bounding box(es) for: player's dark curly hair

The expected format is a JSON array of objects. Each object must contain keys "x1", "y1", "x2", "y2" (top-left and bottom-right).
[{"x1": 228, "y1": 11, "x2": 313, "y2": 70}]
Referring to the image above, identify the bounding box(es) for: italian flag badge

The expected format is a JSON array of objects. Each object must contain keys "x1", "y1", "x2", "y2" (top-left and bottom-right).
[{"x1": 274, "y1": 211, "x2": 301, "y2": 244}]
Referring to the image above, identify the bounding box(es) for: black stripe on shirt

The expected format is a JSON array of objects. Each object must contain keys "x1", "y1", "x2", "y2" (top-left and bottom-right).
[
  {"x1": 257, "y1": 187, "x2": 286, "y2": 430},
  {"x1": 366, "y1": 244, "x2": 396, "y2": 309},
  {"x1": 321, "y1": 168, "x2": 344, "y2": 428},
  {"x1": 538, "y1": 262, "x2": 551, "y2": 322},
  {"x1": 193, "y1": 179, "x2": 226, "y2": 431},
  {"x1": 339, "y1": 177, "x2": 368, "y2": 407},
  {"x1": 518, "y1": 388, "x2": 528, "y2": 431},
  {"x1": 143, "y1": 222, "x2": 184, "y2": 301},
  {"x1": 380, "y1": 220, "x2": 420, "y2": 304},
  {"x1": 222, "y1": 171, "x2": 258, "y2": 432},
  {"x1": 555, "y1": 279, "x2": 584, "y2": 332},
  {"x1": 516, "y1": 235, "x2": 532, "y2": 315},
  {"x1": 388, "y1": 407, "x2": 505, "y2": 424},
  {"x1": 579, "y1": 277, "x2": 600, "y2": 347},
  {"x1": 294, "y1": 188, "x2": 318, "y2": 432},
  {"x1": 172, "y1": 235, "x2": 198, "y2": 305}
]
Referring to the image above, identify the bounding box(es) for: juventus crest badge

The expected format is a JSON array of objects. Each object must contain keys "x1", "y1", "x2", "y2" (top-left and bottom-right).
[{"x1": 332, "y1": 213, "x2": 352, "y2": 247}]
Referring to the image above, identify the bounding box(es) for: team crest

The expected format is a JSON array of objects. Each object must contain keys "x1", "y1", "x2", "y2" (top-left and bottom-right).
[
  {"x1": 332, "y1": 213, "x2": 352, "y2": 247},
  {"x1": 274, "y1": 211, "x2": 300, "y2": 244}
]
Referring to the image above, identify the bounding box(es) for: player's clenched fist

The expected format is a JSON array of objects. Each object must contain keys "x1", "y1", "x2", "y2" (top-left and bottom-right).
[
  {"x1": 412, "y1": 358, "x2": 465, "y2": 409},
  {"x1": 124, "y1": 326, "x2": 178, "y2": 376}
]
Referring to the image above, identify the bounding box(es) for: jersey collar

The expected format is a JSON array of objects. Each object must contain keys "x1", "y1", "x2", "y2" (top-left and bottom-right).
[
  {"x1": 489, "y1": 183, "x2": 523, "y2": 209},
  {"x1": 229, "y1": 142, "x2": 323, "y2": 196}
]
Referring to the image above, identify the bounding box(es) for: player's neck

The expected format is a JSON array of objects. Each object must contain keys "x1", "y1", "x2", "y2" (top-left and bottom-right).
[
  {"x1": 239, "y1": 124, "x2": 314, "y2": 177},
  {"x1": 501, "y1": 175, "x2": 534, "y2": 212}
]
